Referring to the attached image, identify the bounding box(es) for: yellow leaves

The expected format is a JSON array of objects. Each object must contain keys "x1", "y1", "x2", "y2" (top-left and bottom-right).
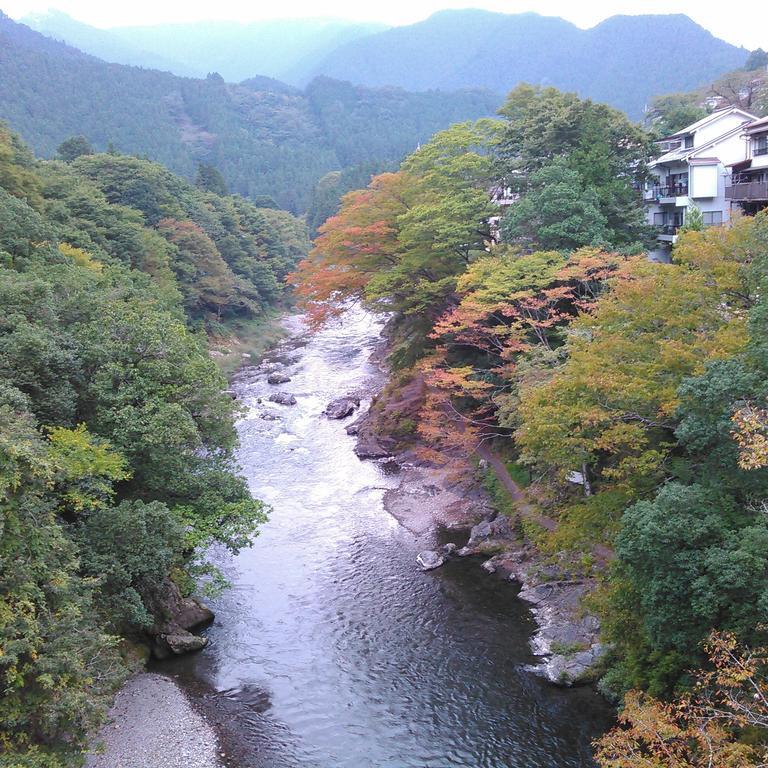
[
  {"x1": 46, "y1": 424, "x2": 130, "y2": 513},
  {"x1": 58, "y1": 242, "x2": 102, "y2": 272},
  {"x1": 732, "y1": 402, "x2": 768, "y2": 470},
  {"x1": 516, "y1": 247, "x2": 750, "y2": 492},
  {"x1": 595, "y1": 633, "x2": 768, "y2": 768}
]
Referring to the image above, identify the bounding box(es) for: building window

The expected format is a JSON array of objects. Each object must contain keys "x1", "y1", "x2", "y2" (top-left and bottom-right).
[
  {"x1": 754, "y1": 135, "x2": 768, "y2": 157},
  {"x1": 653, "y1": 212, "x2": 666, "y2": 226},
  {"x1": 684, "y1": 135, "x2": 694, "y2": 149},
  {"x1": 702, "y1": 211, "x2": 723, "y2": 226}
]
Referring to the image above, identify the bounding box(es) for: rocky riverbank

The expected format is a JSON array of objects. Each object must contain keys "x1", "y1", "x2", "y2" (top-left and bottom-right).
[
  {"x1": 350, "y1": 376, "x2": 606, "y2": 687},
  {"x1": 85, "y1": 674, "x2": 224, "y2": 768}
]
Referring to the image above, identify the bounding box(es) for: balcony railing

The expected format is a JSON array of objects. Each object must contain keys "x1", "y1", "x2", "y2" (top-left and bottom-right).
[
  {"x1": 725, "y1": 181, "x2": 768, "y2": 201},
  {"x1": 655, "y1": 224, "x2": 680, "y2": 235},
  {"x1": 655, "y1": 183, "x2": 689, "y2": 198}
]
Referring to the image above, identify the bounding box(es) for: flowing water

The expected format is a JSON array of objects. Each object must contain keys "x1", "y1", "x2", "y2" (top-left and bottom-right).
[{"x1": 167, "y1": 308, "x2": 613, "y2": 767}]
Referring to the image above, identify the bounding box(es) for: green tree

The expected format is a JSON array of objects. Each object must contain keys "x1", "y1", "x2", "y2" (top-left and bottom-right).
[
  {"x1": 617, "y1": 483, "x2": 768, "y2": 660},
  {"x1": 646, "y1": 92, "x2": 708, "y2": 137},
  {"x1": 745, "y1": 48, "x2": 768, "y2": 71},
  {"x1": 501, "y1": 159, "x2": 610, "y2": 250},
  {"x1": 195, "y1": 163, "x2": 227, "y2": 196},
  {"x1": 497, "y1": 84, "x2": 652, "y2": 248},
  {"x1": 680, "y1": 205, "x2": 704, "y2": 232},
  {"x1": 56, "y1": 135, "x2": 94, "y2": 163}
]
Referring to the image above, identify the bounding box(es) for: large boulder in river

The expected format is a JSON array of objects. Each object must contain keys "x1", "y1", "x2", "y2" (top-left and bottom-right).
[
  {"x1": 158, "y1": 633, "x2": 209, "y2": 657},
  {"x1": 466, "y1": 516, "x2": 514, "y2": 549},
  {"x1": 267, "y1": 372, "x2": 292, "y2": 385},
  {"x1": 416, "y1": 550, "x2": 445, "y2": 571},
  {"x1": 269, "y1": 392, "x2": 297, "y2": 406},
  {"x1": 539, "y1": 644, "x2": 607, "y2": 687},
  {"x1": 324, "y1": 396, "x2": 360, "y2": 419},
  {"x1": 142, "y1": 578, "x2": 214, "y2": 659},
  {"x1": 174, "y1": 598, "x2": 214, "y2": 631}
]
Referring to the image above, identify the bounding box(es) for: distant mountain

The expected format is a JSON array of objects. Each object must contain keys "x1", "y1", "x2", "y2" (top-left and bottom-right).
[
  {"x1": 303, "y1": 10, "x2": 748, "y2": 117},
  {"x1": 22, "y1": 11, "x2": 388, "y2": 82},
  {"x1": 20, "y1": 9, "x2": 199, "y2": 75},
  {"x1": 0, "y1": 13, "x2": 497, "y2": 213}
]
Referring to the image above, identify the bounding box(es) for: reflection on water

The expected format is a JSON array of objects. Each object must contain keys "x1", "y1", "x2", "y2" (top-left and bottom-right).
[{"x1": 166, "y1": 308, "x2": 613, "y2": 767}]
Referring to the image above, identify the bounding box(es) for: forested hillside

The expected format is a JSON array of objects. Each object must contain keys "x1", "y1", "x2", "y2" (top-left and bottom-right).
[
  {"x1": 0, "y1": 124, "x2": 313, "y2": 765},
  {"x1": 0, "y1": 12, "x2": 497, "y2": 213},
  {"x1": 646, "y1": 49, "x2": 768, "y2": 135},
  {"x1": 23, "y1": 11, "x2": 388, "y2": 82},
  {"x1": 22, "y1": 10, "x2": 749, "y2": 120},
  {"x1": 294, "y1": 85, "x2": 768, "y2": 765},
  {"x1": 304, "y1": 11, "x2": 747, "y2": 118}
]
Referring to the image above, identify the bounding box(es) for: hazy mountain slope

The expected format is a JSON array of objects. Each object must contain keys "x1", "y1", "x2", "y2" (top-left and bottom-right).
[
  {"x1": 21, "y1": 9, "x2": 199, "y2": 75},
  {"x1": 0, "y1": 13, "x2": 497, "y2": 212},
  {"x1": 23, "y1": 12, "x2": 388, "y2": 82},
  {"x1": 305, "y1": 10, "x2": 747, "y2": 117}
]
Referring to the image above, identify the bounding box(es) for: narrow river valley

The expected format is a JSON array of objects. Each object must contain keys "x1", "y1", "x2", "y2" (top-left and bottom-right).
[{"x1": 165, "y1": 308, "x2": 613, "y2": 767}]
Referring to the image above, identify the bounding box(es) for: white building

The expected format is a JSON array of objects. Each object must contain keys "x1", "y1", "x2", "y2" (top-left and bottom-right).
[
  {"x1": 644, "y1": 107, "x2": 758, "y2": 259},
  {"x1": 726, "y1": 115, "x2": 768, "y2": 216}
]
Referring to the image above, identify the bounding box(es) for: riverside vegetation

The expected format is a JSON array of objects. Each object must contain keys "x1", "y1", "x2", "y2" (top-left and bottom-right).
[
  {"x1": 2, "y1": 34, "x2": 768, "y2": 764},
  {"x1": 293, "y1": 84, "x2": 768, "y2": 766},
  {"x1": 0, "y1": 125, "x2": 310, "y2": 766}
]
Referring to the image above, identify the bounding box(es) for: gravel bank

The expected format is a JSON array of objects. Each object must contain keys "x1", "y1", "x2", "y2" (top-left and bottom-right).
[{"x1": 86, "y1": 673, "x2": 224, "y2": 768}]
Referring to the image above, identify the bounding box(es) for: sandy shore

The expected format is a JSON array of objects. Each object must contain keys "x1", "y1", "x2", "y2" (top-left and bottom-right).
[{"x1": 86, "y1": 673, "x2": 224, "y2": 768}]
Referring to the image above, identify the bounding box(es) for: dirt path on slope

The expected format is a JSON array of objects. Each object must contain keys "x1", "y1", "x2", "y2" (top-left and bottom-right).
[{"x1": 475, "y1": 441, "x2": 615, "y2": 564}]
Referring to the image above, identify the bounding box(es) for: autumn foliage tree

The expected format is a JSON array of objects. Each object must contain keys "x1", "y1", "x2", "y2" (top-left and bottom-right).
[
  {"x1": 290, "y1": 120, "x2": 498, "y2": 363},
  {"x1": 595, "y1": 632, "x2": 768, "y2": 768},
  {"x1": 417, "y1": 248, "x2": 630, "y2": 458}
]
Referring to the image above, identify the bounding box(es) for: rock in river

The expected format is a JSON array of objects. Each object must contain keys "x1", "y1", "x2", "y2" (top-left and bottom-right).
[
  {"x1": 416, "y1": 550, "x2": 445, "y2": 571},
  {"x1": 324, "y1": 396, "x2": 360, "y2": 419},
  {"x1": 267, "y1": 372, "x2": 292, "y2": 385},
  {"x1": 269, "y1": 392, "x2": 297, "y2": 406},
  {"x1": 162, "y1": 633, "x2": 209, "y2": 655}
]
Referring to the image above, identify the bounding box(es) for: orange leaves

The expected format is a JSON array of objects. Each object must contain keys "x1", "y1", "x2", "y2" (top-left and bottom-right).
[
  {"x1": 417, "y1": 249, "x2": 626, "y2": 461},
  {"x1": 594, "y1": 633, "x2": 768, "y2": 768},
  {"x1": 288, "y1": 172, "x2": 411, "y2": 324}
]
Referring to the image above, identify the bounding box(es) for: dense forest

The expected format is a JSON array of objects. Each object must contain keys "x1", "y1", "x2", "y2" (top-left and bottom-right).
[
  {"x1": 302, "y1": 10, "x2": 746, "y2": 118},
  {"x1": 22, "y1": 10, "x2": 748, "y2": 120},
  {"x1": 293, "y1": 84, "x2": 768, "y2": 765},
  {"x1": 0, "y1": 12, "x2": 498, "y2": 213},
  {"x1": 0, "y1": 123, "x2": 312, "y2": 766}
]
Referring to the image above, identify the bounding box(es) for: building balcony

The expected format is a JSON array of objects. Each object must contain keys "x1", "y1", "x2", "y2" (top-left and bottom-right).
[
  {"x1": 726, "y1": 181, "x2": 768, "y2": 201},
  {"x1": 656, "y1": 183, "x2": 689, "y2": 197},
  {"x1": 655, "y1": 224, "x2": 679, "y2": 243}
]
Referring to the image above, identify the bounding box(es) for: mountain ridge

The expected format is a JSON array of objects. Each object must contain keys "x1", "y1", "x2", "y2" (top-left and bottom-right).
[
  {"x1": 0, "y1": 12, "x2": 497, "y2": 213},
  {"x1": 303, "y1": 10, "x2": 747, "y2": 117}
]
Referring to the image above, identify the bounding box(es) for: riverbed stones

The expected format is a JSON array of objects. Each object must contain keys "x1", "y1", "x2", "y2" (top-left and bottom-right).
[
  {"x1": 267, "y1": 372, "x2": 292, "y2": 385},
  {"x1": 162, "y1": 633, "x2": 209, "y2": 655},
  {"x1": 539, "y1": 643, "x2": 607, "y2": 687},
  {"x1": 441, "y1": 542, "x2": 458, "y2": 556},
  {"x1": 269, "y1": 392, "x2": 297, "y2": 406},
  {"x1": 464, "y1": 515, "x2": 514, "y2": 551},
  {"x1": 324, "y1": 396, "x2": 360, "y2": 419},
  {"x1": 416, "y1": 550, "x2": 445, "y2": 570},
  {"x1": 142, "y1": 579, "x2": 214, "y2": 660}
]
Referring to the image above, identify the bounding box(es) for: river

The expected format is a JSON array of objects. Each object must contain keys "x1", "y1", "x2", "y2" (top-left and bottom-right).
[{"x1": 165, "y1": 307, "x2": 613, "y2": 768}]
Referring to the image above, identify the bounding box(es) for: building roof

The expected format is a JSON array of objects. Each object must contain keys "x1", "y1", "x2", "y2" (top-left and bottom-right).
[
  {"x1": 745, "y1": 116, "x2": 768, "y2": 135},
  {"x1": 656, "y1": 106, "x2": 758, "y2": 141},
  {"x1": 650, "y1": 121, "x2": 756, "y2": 169}
]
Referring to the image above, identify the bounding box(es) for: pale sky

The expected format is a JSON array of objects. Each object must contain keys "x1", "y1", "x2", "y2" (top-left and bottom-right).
[{"x1": 3, "y1": 0, "x2": 767, "y2": 50}]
